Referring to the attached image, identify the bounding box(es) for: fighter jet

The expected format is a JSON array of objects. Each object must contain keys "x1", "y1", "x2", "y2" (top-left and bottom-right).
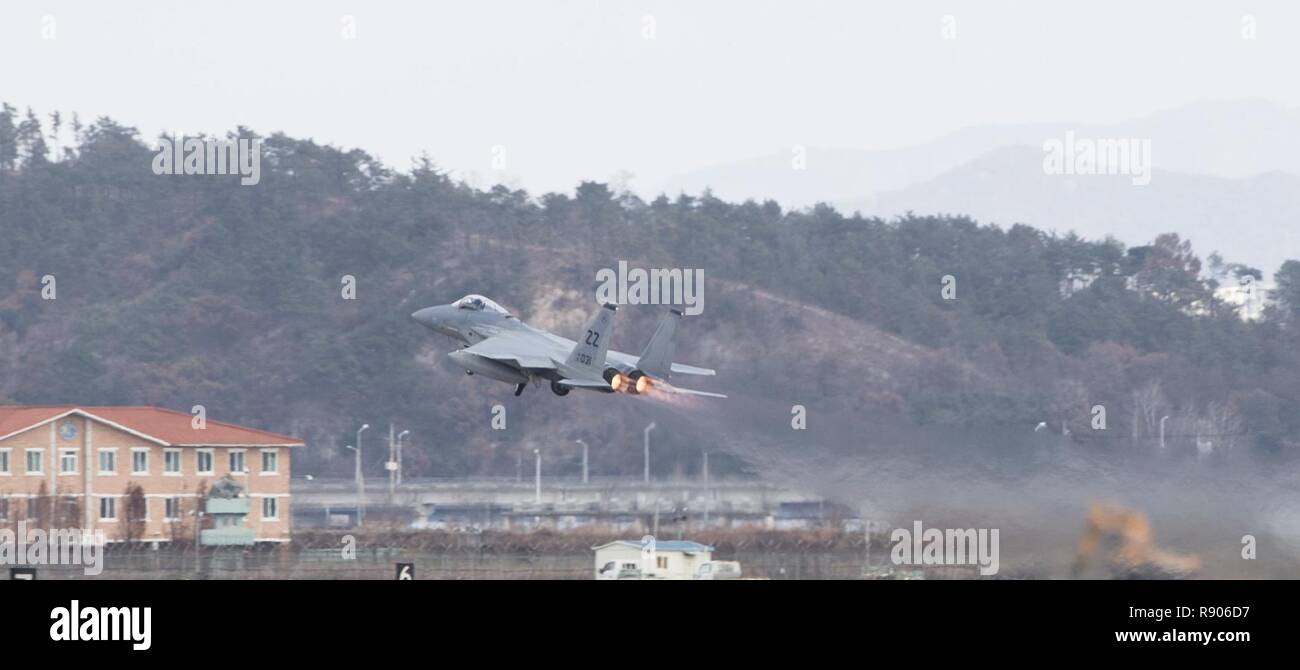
[{"x1": 411, "y1": 295, "x2": 725, "y2": 398}]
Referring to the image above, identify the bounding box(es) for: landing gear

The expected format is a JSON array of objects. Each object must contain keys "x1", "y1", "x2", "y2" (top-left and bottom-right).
[
  {"x1": 550, "y1": 380, "x2": 570, "y2": 397},
  {"x1": 514, "y1": 383, "x2": 526, "y2": 397}
]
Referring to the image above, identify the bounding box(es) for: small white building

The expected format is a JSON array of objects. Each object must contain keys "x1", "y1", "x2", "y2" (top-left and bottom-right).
[{"x1": 593, "y1": 540, "x2": 714, "y2": 580}]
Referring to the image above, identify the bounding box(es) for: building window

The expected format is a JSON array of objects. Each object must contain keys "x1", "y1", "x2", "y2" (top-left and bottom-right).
[
  {"x1": 0, "y1": 498, "x2": 8, "y2": 521},
  {"x1": 131, "y1": 449, "x2": 149, "y2": 474},
  {"x1": 261, "y1": 497, "x2": 278, "y2": 520},
  {"x1": 0, "y1": 449, "x2": 9, "y2": 474},
  {"x1": 25, "y1": 449, "x2": 42, "y2": 474},
  {"x1": 229, "y1": 450, "x2": 246, "y2": 474},
  {"x1": 99, "y1": 497, "x2": 116, "y2": 521},
  {"x1": 164, "y1": 449, "x2": 181, "y2": 474},
  {"x1": 196, "y1": 449, "x2": 213, "y2": 475},
  {"x1": 60, "y1": 450, "x2": 78, "y2": 474},
  {"x1": 164, "y1": 497, "x2": 181, "y2": 520},
  {"x1": 656, "y1": 556, "x2": 669, "y2": 570},
  {"x1": 261, "y1": 449, "x2": 278, "y2": 474},
  {"x1": 98, "y1": 450, "x2": 116, "y2": 474}
]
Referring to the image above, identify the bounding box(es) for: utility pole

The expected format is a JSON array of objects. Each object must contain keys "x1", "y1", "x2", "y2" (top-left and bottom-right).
[
  {"x1": 355, "y1": 423, "x2": 369, "y2": 526},
  {"x1": 396, "y1": 430, "x2": 409, "y2": 487},
  {"x1": 387, "y1": 423, "x2": 396, "y2": 501},
  {"x1": 345, "y1": 444, "x2": 359, "y2": 527},
  {"x1": 533, "y1": 448, "x2": 541, "y2": 504},
  {"x1": 643, "y1": 422, "x2": 656, "y2": 483},
  {"x1": 1159, "y1": 415, "x2": 1170, "y2": 449},
  {"x1": 702, "y1": 451, "x2": 710, "y2": 526},
  {"x1": 576, "y1": 439, "x2": 588, "y2": 484}
]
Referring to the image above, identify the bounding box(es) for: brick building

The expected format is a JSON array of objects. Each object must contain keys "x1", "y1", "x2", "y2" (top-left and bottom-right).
[{"x1": 0, "y1": 406, "x2": 302, "y2": 543}]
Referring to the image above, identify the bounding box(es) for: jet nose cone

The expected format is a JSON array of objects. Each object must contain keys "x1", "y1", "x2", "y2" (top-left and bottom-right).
[{"x1": 411, "y1": 307, "x2": 437, "y2": 327}]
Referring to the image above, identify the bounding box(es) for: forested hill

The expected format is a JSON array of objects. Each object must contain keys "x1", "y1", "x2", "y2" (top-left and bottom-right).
[{"x1": 2, "y1": 106, "x2": 1300, "y2": 478}]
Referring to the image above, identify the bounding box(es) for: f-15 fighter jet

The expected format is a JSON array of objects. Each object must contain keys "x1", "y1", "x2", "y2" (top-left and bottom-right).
[{"x1": 412, "y1": 295, "x2": 725, "y2": 398}]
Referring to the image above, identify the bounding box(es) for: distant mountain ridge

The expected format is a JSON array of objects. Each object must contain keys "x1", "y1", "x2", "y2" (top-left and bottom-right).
[
  {"x1": 660, "y1": 99, "x2": 1300, "y2": 207},
  {"x1": 659, "y1": 99, "x2": 1300, "y2": 273},
  {"x1": 838, "y1": 145, "x2": 1300, "y2": 276}
]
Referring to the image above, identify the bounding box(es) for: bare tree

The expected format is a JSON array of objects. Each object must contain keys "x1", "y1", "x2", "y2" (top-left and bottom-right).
[
  {"x1": 1131, "y1": 381, "x2": 1166, "y2": 443},
  {"x1": 33, "y1": 481, "x2": 52, "y2": 528},
  {"x1": 57, "y1": 495, "x2": 81, "y2": 529},
  {"x1": 119, "y1": 482, "x2": 147, "y2": 543}
]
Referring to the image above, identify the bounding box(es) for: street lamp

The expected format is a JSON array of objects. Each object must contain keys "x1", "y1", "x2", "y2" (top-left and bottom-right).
[
  {"x1": 1159, "y1": 415, "x2": 1170, "y2": 449},
  {"x1": 344, "y1": 444, "x2": 363, "y2": 527},
  {"x1": 238, "y1": 465, "x2": 258, "y2": 539},
  {"x1": 575, "y1": 439, "x2": 589, "y2": 484},
  {"x1": 396, "y1": 430, "x2": 410, "y2": 487},
  {"x1": 533, "y1": 448, "x2": 542, "y2": 504},
  {"x1": 643, "y1": 422, "x2": 656, "y2": 483},
  {"x1": 358, "y1": 424, "x2": 369, "y2": 530}
]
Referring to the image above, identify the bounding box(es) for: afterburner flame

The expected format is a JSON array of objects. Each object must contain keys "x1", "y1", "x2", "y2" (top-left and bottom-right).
[
  {"x1": 609, "y1": 374, "x2": 627, "y2": 392},
  {"x1": 635, "y1": 375, "x2": 652, "y2": 394}
]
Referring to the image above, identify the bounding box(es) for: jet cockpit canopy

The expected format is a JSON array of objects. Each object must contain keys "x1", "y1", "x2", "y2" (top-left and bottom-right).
[{"x1": 452, "y1": 294, "x2": 510, "y2": 315}]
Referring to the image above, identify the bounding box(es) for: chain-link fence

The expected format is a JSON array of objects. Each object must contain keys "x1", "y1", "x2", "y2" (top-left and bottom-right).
[{"x1": 17, "y1": 528, "x2": 993, "y2": 580}]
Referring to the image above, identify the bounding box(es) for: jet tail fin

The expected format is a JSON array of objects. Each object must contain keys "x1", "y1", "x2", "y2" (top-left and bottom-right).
[
  {"x1": 564, "y1": 303, "x2": 617, "y2": 374},
  {"x1": 636, "y1": 308, "x2": 681, "y2": 378}
]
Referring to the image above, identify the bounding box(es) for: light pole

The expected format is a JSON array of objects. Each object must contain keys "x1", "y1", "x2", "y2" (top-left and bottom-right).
[
  {"x1": 575, "y1": 439, "x2": 588, "y2": 484},
  {"x1": 702, "y1": 451, "x2": 710, "y2": 526},
  {"x1": 1159, "y1": 415, "x2": 1170, "y2": 449},
  {"x1": 533, "y1": 448, "x2": 542, "y2": 504},
  {"x1": 345, "y1": 444, "x2": 360, "y2": 528},
  {"x1": 396, "y1": 430, "x2": 409, "y2": 487},
  {"x1": 238, "y1": 466, "x2": 258, "y2": 538},
  {"x1": 355, "y1": 423, "x2": 369, "y2": 526},
  {"x1": 643, "y1": 422, "x2": 656, "y2": 483}
]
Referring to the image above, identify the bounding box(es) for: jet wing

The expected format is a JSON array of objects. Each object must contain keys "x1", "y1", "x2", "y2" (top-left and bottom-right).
[
  {"x1": 605, "y1": 350, "x2": 716, "y2": 376},
  {"x1": 557, "y1": 378, "x2": 612, "y2": 389},
  {"x1": 669, "y1": 362, "x2": 715, "y2": 376},
  {"x1": 461, "y1": 331, "x2": 562, "y2": 370},
  {"x1": 657, "y1": 382, "x2": 727, "y2": 398}
]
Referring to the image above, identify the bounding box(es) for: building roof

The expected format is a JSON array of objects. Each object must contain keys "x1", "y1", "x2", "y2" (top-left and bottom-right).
[
  {"x1": 0, "y1": 406, "x2": 304, "y2": 447},
  {"x1": 592, "y1": 540, "x2": 714, "y2": 553}
]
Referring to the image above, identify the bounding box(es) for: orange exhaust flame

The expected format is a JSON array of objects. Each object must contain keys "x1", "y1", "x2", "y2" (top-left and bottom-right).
[
  {"x1": 609, "y1": 374, "x2": 627, "y2": 392},
  {"x1": 635, "y1": 375, "x2": 652, "y2": 394}
]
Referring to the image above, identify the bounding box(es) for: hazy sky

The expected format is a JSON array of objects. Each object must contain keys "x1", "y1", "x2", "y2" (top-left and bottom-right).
[{"x1": 1, "y1": 1, "x2": 1296, "y2": 195}]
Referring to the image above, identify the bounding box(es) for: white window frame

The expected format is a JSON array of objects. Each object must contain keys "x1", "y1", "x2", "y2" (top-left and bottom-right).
[
  {"x1": 229, "y1": 449, "x2": 246, "y2": 475},
  {"x1": 99, "y1": 496, "x2": 117, "y2": 521},
  {"x1": 59, "y1": 449, "x2": 78, "y2": 475},
  {"x1": 25, "y1": 449, "x2": 43, "y2": 475},
  {"x1": 163, "y1": 448, "x2": 182, "y2": 476},
  {"x1": 164, "y1": 496, "x2": 181, "y2": 521},
  {"x1": 261, "y1": 496, "x2": 279, "y2": 520},
  {"x1": 260, "y1": 448, "x2": 279, "y2": 475},
  {"x1": 0, "y1": 448, "x2": 10, "y2": 475},
  {"x1": 131, "y1": 448, "x2": 150, "y2": 475},
  {"x1": 196, "y1": 449, "x2": 214, "y2": 475},
  {"x1": 98, "y1": 448, "x2": 117, "y2": 475}
]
